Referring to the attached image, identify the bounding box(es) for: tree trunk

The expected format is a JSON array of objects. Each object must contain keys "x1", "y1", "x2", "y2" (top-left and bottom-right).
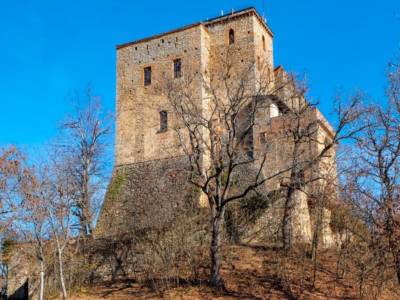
[
  {"x1": 58, "y1": 248, "x2": 68, "y2": 300},
  {"x1": 2, "y1": 264, "x2": 9, "y2": 296},
  {"x1": 210, "y1": 207, "x2": 225, "y2": 289},
  {"x1": 311, "y1": 223, "x2": 320, "y2": 261},
  {"x1": 311, "y1": 206, "x2": 322, "y2": 286},
  {"x1": 387, "y1": 208, "x2": 400, "y2": 285},
  {"x1": 84, "y1": 207, "x2": 93, "y2": 237},
  {"x1": 39, "y1": 260, "x2": 45, "y2": 300},
  {"x1": 394, "y1": 250, "x2": 400, "y2": 285},
  {"x1": 282, "y1": 187, "x2": 294, "y2": 252},
  {"x1": 81, "y1": 163, "x2": 92, "y2": 238}
]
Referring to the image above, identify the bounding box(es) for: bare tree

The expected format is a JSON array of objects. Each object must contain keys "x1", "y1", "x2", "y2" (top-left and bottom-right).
[
  {"x1": 0, "y1": 148, "x2": 29, "y2": 297},
  {"x1": 161, "y1": 51, "x2": 322, "y2": 287},
  {"x1": 60, "y1": 87, "x2": 111, "y2": 237},
  {"x1": 0, "y1": 237, "x2": 15, "y2": 297},
  {"x1": 15, "y1": 162, "x2": 49, "y2": 300},
  {"x1": 350, "y1": 60, "x2": 400, "y2": 284},
  {"x1": 45, "y1": 150, "x2": 75, "y2": 300},
  {"x1": 0, "y1": 147, "x2": 23, "y2": 233},
  {"x1": 159, "y1": 46, "x2": 368, "y2": 287},
  {"x1": 277, "y1": 86, "x2": 367, "y2": 252},
  {"x1": 0, "y1": 147, "x2": 49, "y2": 299},
  {"x1": 9, "y1": 150, "x2": 76, "y2": 300}
]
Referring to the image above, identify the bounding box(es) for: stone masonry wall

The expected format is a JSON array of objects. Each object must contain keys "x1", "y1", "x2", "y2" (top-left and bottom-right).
[
  {"x1": 95, "y1": 156, "x2": 195, "y2": 237},
  {"x1": 115, "y1": 25, "x2": 204, "y2": 167}
]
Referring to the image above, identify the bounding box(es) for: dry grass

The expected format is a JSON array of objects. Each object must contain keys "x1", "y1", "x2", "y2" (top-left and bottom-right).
[{"x1": 69, "y1": 245, "x2": 399, "y2": 300}]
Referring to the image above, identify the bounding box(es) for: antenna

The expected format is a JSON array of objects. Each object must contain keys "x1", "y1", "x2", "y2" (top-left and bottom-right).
[{"x1": 262, "y1": 0, "x2": 266, "y2": 22}]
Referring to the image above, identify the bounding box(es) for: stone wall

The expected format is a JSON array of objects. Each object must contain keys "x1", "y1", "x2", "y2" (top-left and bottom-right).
[
  {"x1": 95, "y1": 156, "x2": 196, "y2": 237},
  {"x1": 115, "y1": 24, "x2": 205, "y2": 167},
  {"x1": 6, "y1": 245, "x2": 39, "y2": 300}
]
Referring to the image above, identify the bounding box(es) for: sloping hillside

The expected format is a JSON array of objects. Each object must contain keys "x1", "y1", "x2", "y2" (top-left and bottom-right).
[{"x1": 69, "y1": 245, "x2": 399, "y2": 300}]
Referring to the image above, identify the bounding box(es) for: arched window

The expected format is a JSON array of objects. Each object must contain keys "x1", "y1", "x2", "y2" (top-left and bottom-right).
[
  {"x1": 159, "y1": 111, "x2": 168, "y2": 132},
  {"x1": 270, "y1": 103, "x2": 280, "y2": 118},
  {"x1": 262, "y1": 35, "x2": 266, "y2": 51},
  {"x1": 229, "y1": 29, "x2": 235, "y2": 45}
]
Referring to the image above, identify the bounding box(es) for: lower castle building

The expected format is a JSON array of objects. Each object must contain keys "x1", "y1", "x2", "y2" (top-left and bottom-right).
[{"x1": 96, "y1": 7, "x2": 339, "y2": 246}]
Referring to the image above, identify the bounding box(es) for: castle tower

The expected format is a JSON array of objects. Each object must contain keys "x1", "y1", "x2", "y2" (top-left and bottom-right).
[
  {"x1": 113, "y1": 8, "x2": 273, "y2": 167},
  {"x1": 96, "y1": 8, "x2": 275, "y2": 236},
  {"x1": 96, "y1": 8, "x2": 337, "y2": 246}
]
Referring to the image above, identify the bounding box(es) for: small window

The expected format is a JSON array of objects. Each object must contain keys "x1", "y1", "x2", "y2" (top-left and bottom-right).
[
  {"x1": 260, "y1": 132, "x2": 267, "y2": 144},
  {"x1": 173, "y1": 59, "x2": 182, "y2": 78},
  {"x1": 229, "y1": 29, "x2": 235, "y2": 45},
  {"x1": 144, "y1": 66, "x2": 152, "y2": 86},
  {"x1": 245, "y1": 128, "x2": 254, "y2": 160},
  {"x1": 159, "y1": 111, "x2": 168, "y2": 132},
  {"x1": 297, "y1": 169, "x2": 305, "y2": 186},
  {"x1": 262, "y1": 35, "x2": 266, "y2": 51}
]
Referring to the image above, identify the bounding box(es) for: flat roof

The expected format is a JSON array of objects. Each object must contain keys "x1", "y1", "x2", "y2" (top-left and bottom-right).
[{"x1": 116, "y1": 7, "x2": 273, "y2": 50}]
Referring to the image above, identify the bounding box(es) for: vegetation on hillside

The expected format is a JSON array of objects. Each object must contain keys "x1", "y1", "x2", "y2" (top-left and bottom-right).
[{"x1": 0, "y1": 55, "x2": 399, "y2": 300}]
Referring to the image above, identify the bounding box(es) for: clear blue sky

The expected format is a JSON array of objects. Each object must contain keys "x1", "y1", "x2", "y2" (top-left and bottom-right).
[{"x1": 1, "y1": 0, "x2": 399, "y2": 150}]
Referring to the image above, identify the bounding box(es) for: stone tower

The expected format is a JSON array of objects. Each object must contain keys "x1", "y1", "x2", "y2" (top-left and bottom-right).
[{"x1": 96, "y1": 7, "x2": 338, "y2": 246}]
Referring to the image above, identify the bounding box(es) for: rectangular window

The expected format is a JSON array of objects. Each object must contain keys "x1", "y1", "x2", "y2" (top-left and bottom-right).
[
  {"x1": 174, "y1": 59, "x2": 182, "y2": 78},
  {"x1": 160, "y1": 111, "x2": 168, "y2": 132},
  {"x1": 260, "y1": 132, "x2": 267, "y2": 144},
  {"x1": 246, "y1": 128, "x2": 254, "y2": 160},
  {"x1": 144, "y1": 66, "x2": 152, "y2": 86},
  {"x1": 229, "y1": 29, "x2": 235, "y2": 45}
]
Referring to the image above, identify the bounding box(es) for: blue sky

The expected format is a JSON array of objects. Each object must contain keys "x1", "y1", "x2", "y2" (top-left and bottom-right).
[{"x1": 1, "y1": 0, "x2": 399, "y2": 151}]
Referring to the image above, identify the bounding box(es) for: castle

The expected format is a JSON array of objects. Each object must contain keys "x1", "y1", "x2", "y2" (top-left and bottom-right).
[{"x1": 96, "y1": 7, "x2": 338, "y2": 246}]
